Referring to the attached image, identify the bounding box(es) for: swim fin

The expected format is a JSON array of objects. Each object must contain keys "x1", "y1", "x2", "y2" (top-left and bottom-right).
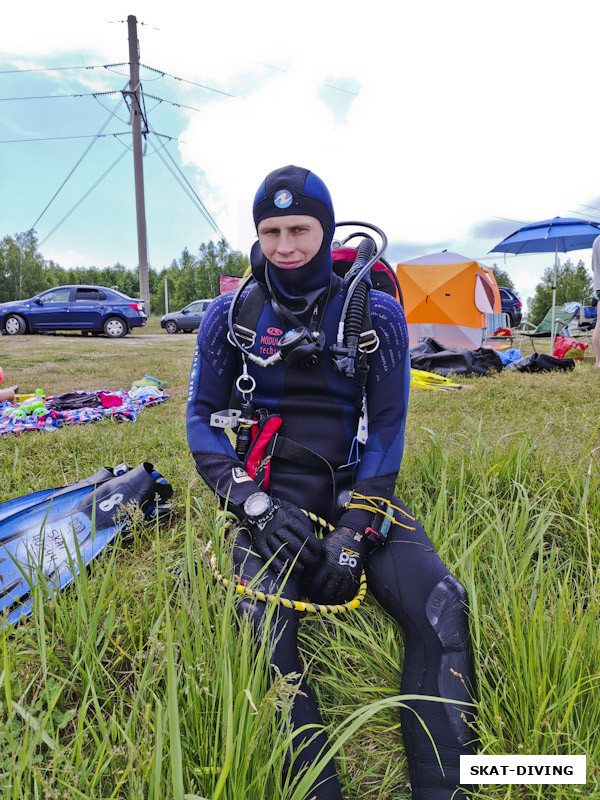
[
  {"x1": 0, "y1": 462, "x2": 173, "y2": 626},
  {"x1": 0, "y1": 463, "x2": 129, "y2": 524}
]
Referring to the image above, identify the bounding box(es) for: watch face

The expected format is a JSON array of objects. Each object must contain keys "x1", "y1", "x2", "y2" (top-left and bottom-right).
[{"x1": 245, "y1": 493, "x2": 271, "y2": 518}]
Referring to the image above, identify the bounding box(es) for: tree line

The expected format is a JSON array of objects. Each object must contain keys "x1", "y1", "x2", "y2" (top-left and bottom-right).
[
  {"x1": 0, "y1": 231, "x2": 249, "y2": 315},
  {"x1": 526, "y1": 259, "x2": 594, "y2": 323},
  {"x1": 0, "y1": 230, "x2": 595, "y2": 325}
]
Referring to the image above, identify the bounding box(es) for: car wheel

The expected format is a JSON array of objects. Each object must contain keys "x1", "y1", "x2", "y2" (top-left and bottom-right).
[
  {"x1": 165, "y1": 320, "x2": 178, "y2": 334},
  {"x1": 103, "y1": 317, "x2": 128, "y2": 338},
  {"x1": 4, "y1": 314, "x2": 26, "y2": 335}
]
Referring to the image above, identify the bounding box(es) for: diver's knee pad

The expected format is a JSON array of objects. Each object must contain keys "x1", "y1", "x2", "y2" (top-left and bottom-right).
[{"x1": 425, "y1": 575, "x2": 475, "y2": 746}]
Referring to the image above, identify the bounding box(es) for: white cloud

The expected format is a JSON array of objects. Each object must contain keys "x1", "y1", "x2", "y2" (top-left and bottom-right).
[{"x1": 2, "y1": 0, "x2": 600, "y2": 300}]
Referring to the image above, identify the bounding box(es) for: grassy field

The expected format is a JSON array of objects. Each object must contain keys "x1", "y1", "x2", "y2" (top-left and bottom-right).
[{"x1": 0, "y1": 322, "x2": 599, "y2": 799}]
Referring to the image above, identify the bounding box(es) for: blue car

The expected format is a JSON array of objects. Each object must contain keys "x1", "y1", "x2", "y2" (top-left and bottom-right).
[
  {"x1": 499, "y1": 287, "x2": 523, "y2": 328},
  {"x1": 0, "y1": 285, "x2": 147, "y2": 338}
]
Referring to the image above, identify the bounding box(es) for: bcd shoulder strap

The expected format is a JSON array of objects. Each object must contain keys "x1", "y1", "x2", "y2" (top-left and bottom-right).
[
  {"x1": 232, "y1": 278, "x2": 375, "y2": 354},
  {"x1": 227, "y1": 281, "x2": 269, "y2": 349}
]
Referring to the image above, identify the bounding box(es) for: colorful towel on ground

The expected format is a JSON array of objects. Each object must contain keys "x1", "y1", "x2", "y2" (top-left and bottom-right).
[{"x1": 0, "y1": 388, "x2": 168, "y2": 436}]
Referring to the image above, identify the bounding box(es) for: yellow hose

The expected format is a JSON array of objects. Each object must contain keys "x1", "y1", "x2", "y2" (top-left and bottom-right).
[{"x1": 207, "y1": 539, "x2": 367, "y2": 614}]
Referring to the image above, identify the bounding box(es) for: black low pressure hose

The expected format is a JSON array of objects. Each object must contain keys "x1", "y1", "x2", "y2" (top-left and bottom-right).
[
  {"x1": 344, "y1": 237, "x2": 377, "y2": 347},
  {"x1": 330, "y1": 234, "x2": 378, "y2": 378}
]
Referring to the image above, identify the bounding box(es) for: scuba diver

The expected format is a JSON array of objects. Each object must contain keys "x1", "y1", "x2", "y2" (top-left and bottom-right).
[{"x1": 186, "y1": 165, "x2": 476, "y2": 800}]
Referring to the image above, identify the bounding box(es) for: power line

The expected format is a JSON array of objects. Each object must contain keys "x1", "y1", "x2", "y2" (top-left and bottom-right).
[
  {"x1": 574, "y1": 202, "x2": 600, "y2": 214},
  {"x1": 0, "y1": 89, "x2": 122, "y2": 101},
  {"x1": 147, "y1": 121, "x2": 230, "y2": 245},
  {"x1": 0, "y1": 131, "x2": 178, "y2": 144},
  {"x1": 92, "y1": 92, "x2": 135, "y2": 123},
  {"x1": 0, "y1": 62, "x2": 129, "y2": 75},
  {"x1": 1, "y1": 87, "x2": 209, "y2": 113},
  {"x1": 150, "y1": 135, "x2": 228, "y2": 243},
  {"x1": 568, "y1": 209, "x2": 600, "y2": 221},
  {"x1": 490, "y1": 215, "x2": 531, "y2": 225},
  {"x1": 140, "y1": 63, "x2": 237, "y2": 98},
  {"x1": 140, "y1": 131, "x2": 176, "y2": 158},
  {"x1": 142, "y1": 91, "x2": 206, "y2": 113},
  {"x1": 478, "y1": 252, "x2": 549, "y2": 260},
  {"x1": 255, "y1": 60, "x2": 359, "y2": 96},
  {"x1": 30, "y1": 92, "x2": 127, "y2": 230},
  {"x1": 38, "y1": 147, "x2": 129, "y2": 247},
  {"x1": 1, "y1": 59, "x2": 358, "y2": 99}
]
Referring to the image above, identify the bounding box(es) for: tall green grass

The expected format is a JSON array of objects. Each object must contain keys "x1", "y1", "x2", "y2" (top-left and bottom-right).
[{"x1": 1, "y1": 328, "x2": 599, "y2": 798}]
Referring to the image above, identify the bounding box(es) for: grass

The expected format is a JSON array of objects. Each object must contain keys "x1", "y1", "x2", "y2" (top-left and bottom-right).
[{"x1": 0, "y1": 323, "x2": 599, "y2": 799}]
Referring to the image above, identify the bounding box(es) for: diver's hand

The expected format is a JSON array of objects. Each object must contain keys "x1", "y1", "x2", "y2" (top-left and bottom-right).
[
  {"x1": 305, "y1": 526, "x2": 368, "y2": 604},
  {"x1": 245, "y1": 501, "x2": 321, "y2": 576}
]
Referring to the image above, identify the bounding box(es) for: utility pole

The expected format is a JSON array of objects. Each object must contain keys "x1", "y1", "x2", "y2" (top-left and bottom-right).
[{"x1": 126, "y1": 15, "x2": 150, "y2": 313}]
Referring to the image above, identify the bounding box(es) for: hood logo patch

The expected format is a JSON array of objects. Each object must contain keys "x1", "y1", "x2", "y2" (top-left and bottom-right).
[
  {"x1": 274, "y1": 189, "x2": 293, "y2": 209},
  {"x1": 267, "y1": 327, "x2": 283, "y2": 336}
]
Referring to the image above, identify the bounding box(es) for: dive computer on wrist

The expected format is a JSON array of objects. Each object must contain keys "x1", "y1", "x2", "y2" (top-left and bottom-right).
[{"x1": 243, "y1": 491, "x2": 276, "y2": 531}]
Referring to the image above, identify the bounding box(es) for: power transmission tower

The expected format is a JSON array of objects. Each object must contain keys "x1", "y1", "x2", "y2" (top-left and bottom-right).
[{"x1": 125, "y1": 15, "x2": 150, "y2": 313}]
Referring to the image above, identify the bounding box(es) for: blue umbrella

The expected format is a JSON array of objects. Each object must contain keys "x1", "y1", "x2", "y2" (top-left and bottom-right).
[{"x1": 490, "y1": 216, "x2": 600, "y2": 349}]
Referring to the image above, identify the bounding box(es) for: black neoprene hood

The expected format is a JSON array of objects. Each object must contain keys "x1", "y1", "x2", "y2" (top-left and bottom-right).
[
  {"x1": 253, "y1": 165, "x2": 335, "y2": 245},
  {"x1": 252, "y1": 165, "x2": 335, "y2": 294}
]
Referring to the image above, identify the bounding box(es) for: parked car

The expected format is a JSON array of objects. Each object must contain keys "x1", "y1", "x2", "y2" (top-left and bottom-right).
[
  {"x1": 0, "y1": 285, "x2": 147, "y2": 338},
  {"x1": 499, "y1": 287, "x2": 522, "y2": 327},
  {"x1": 161, "y1": 299, "x2": 213, "y2": 334}
]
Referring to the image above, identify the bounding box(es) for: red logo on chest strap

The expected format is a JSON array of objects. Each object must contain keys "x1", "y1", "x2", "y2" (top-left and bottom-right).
[{"x1": 267, "y1": 326, "x2": 282, "y2": 336}]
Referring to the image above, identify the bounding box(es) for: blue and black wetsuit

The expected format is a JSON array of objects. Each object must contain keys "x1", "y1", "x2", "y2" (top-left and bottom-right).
[
  {"x1": 187, "y1": 274, "x2": 407, "y2": 527},
  {"x1": 186, "y1": 165, "x2": 475, "y2": 800}
]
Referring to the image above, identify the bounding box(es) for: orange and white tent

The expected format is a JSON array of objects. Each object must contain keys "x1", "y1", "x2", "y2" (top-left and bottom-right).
[{"x1": 396, "y1": 251, "x2": 501, "y2": 349}]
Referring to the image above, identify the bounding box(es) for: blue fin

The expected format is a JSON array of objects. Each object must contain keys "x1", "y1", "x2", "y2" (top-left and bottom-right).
[
  {"x1": 0, "y1": 464, "x2": 129, "y2": 524},
  {"x1": 0, "y1": 463, "x2": 172, "y2": 626}
]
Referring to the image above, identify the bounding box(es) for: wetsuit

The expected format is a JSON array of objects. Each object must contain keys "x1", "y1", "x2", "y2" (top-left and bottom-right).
[{"x1": 186, "y1": 165, "x2": 475, "y2": 799}]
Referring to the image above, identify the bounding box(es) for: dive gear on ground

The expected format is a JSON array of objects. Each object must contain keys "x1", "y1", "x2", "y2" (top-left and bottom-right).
[{"x1": 0, "y1": 463, "x2": 173, "y2": 626}]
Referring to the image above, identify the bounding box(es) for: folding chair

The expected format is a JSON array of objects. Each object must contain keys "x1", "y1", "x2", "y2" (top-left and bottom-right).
[{"x1": 517, "y1": 304, "x2": 578, "y2": 351}]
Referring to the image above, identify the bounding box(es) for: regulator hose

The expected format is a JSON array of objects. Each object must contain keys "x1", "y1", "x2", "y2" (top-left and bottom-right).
[
  {"x1": 331, "y1": 232, "x2": 378, "y2": 378},
  {"x1": 208, "y1": 540, "x2": 367, "y2": 614},
  {"x1": 207, "y1": 508, "x2": 368, "y2": 614}
]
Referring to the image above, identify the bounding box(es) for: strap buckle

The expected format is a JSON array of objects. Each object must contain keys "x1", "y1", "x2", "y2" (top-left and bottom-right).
[{"x1": 359, "y1": 329, "x2": 379, "y2": 353}]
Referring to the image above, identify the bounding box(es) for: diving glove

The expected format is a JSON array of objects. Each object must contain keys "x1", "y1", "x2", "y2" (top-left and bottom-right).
[
  {"x1": 242, "y1": 492, "x2": 321, "y2": 575},
  {"x1": 305, "y1": 526, "x2": 368, "y2": 604}
]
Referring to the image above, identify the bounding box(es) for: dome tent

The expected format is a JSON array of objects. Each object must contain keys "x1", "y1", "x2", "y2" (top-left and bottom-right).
[{"x1": 396, "y1": 251, "x2": 501, "y2": 349}]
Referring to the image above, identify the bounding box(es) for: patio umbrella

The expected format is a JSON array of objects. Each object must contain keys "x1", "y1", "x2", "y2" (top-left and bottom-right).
[{"x1": 490, "y1": 216, "x2": 600, "y2": 350}]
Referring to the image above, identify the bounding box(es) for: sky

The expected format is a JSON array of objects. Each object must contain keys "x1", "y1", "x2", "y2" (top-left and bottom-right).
[{"x1": 2, "y1": 0, "x2": 600, "y2": 307}]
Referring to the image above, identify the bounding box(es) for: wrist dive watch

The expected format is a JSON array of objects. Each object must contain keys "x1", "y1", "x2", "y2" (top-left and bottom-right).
[{"x1": 243, "y1": 491, "x2": 277, "y2": 531}]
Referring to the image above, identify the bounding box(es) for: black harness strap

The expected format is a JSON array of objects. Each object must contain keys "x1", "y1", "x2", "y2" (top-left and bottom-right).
[
  {"x1": 228, "y1": 282, "x2": 269, "y2": 348},
  {"x1": 233, "y1": 279, "x2": 374, "y2": 364}
]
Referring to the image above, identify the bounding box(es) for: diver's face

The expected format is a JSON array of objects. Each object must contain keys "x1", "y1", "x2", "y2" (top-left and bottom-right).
[{"x1": 257, "y1": 215, "x2": 323, "y2": 270}]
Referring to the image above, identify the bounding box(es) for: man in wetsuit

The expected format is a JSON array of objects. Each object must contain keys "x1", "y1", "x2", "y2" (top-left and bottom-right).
[{"x1": 186, "y1": 165, "x2": 475, "y2": 800}]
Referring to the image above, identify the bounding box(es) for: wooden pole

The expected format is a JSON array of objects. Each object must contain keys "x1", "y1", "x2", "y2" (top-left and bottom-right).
[{"x1": 127, "y1": 15, "x2": 150, "y2": 313}]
